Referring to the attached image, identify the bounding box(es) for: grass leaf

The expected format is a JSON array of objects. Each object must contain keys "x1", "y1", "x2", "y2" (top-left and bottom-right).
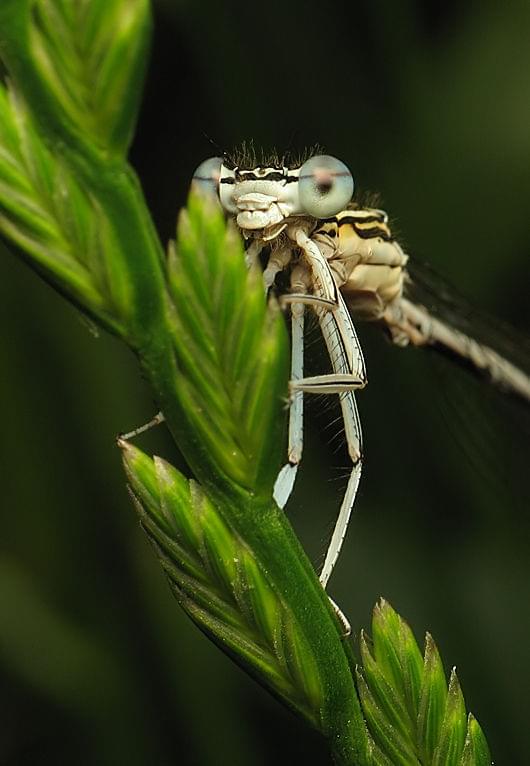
[
  {"x1": 122, "y1": 441, "x2": 325, "y2": 727},
  {"x1": 460, "y1": 715, "x2": 492, "y2": 766},
  {"x1": 0, "y1": 0, "x2": 150, "y2": 155},
  {"x1": 0, "y1": 81, "x2": 127, "y2": 334},
  {"x1": 167, "y1": 193, "x2": 289, "y2": 495},
  {"x1": 358, "y1": 601, "x2": 492, "y2": 765}
]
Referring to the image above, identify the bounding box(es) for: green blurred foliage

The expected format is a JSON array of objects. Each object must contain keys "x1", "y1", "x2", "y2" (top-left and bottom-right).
[{"x1": 1, "y1": 0, "x2": 529, "y2": 763}]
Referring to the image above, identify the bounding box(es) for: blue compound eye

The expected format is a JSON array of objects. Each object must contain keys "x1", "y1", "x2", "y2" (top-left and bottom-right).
[
  {"x1": 298, "y1": 155, "x2": 354, "y2": 217},
  {"x1": 191, "y1": 157, "x2": 223, "y2": 197}
]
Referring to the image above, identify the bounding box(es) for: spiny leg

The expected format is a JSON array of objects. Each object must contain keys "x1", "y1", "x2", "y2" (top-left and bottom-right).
[
  {"x1": 317, "y1": 295, "x2": 365, "y2": 589},
  {"x1": 291, "y1": 228, "x2": 367, "y2": 588},
  {"x1": 292, "y1": 356, "x2": 364, "y2": 590},
  {"x1": 319, "y1": 387, "x2": 362, "y2": 588},
  {"x1": 288, "y1": 336, "x2": 364, "y2": 633}
]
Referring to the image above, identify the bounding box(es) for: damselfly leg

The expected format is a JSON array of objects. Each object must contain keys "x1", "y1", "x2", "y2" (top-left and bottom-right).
[
  {"x1": 120, "y1": 411, "x2": 165, "y2": 441},
  {"x1": 273, "y1": 226, "x2": 366, "y2": 595},
  {"x1": 273, "y1": 299, "x2": 304, "y2": 509}
]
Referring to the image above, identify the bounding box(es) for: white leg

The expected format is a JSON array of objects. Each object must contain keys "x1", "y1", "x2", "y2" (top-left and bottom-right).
[
  {"x1": 120, "y1": 411, "x2": 165, "y2": 440},
  {"x1": 272, "y1": 261, "x2": 310, "y2": 508},
  {"x1": 274, "y1": 293, "x2": 365, "y2": 511},
  {"x1": 319, "y1": 419, "x2": 362, "y2": 588},
  {"x1": 292, "y1": 228, "x2": 340, "y2": 304},
  {"x1": 287, "y1": 354, "x2": 364, "y2": 594},
  {"x1": 290, "y1": 228, "x2": 367, "y2": 589},
  {"x1": 328, "y1": 595, "x2": 352, "y2": 637},
  {"x1": 293, "y1": 372, "x2": 365, "y2": 393},
  {"x1": 318, "y1": 295, "x2": 365, "y2": 589},
  {"x1": 263, "y1": 246, "x2": 292, "y2": 292},
  {"x1": 273, "y1": 301, "x2": 304, "y2": 509},
  {"x1": 280, "y1": 292, "x2": 336, "y2": 311}
]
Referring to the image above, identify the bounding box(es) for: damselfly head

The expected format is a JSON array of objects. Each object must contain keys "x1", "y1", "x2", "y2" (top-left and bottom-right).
[{"x1": 192, "y1": 154, "x2": 354, "y2": 238}]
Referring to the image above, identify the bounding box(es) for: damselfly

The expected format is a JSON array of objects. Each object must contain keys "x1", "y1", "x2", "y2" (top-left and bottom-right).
[{"x1": 128, "y1": 148, "x2": 530, "y2": 620}]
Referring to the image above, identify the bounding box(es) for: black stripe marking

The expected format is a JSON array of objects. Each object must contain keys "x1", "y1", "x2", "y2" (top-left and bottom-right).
[
  {"x1": 221, "y1": 173, "x2": 298, "y2": 185},
  {"x1": 351, "y1": 225, "x2": 392, "y2": 242},
  {"x1": 337, "y1": 216, "x2": 392, "y2": 241},
  {"x1": 339, "y1": 213, "x2": 387, "y2": 224},
  {"x1": 237, "y1": 171, "x2": 284, "y2": 181}
]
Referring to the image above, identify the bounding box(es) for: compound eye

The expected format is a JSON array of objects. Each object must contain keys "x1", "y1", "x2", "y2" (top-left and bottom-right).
[
  {"x1": 298, "y1": 155, "x2": 353, "y2": 217},
  {"x1": 191, "y1": 157, "x2": 222, "y2": 197}
]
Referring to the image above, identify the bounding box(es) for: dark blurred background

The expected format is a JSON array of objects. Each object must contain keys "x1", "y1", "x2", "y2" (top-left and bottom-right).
[{"x1": 1, "y1": 1, "x2": 529, "y2": 763}]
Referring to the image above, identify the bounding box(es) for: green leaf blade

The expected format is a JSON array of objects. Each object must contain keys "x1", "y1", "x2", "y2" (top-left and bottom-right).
[
  {"x1": 417, "y1": 633, "x2": 448, "y2": 762},
  {"x1": 372, "y1": 599, "x2": 424, "y2": 724},
  {"x1": 360, "y1": 601, "x2": 493, "y2": 766},
  {"x1": 0, "y1": 0, "x2": 151, "y2": 157},
  {"x1": 359, "y1": 631, "x2": 413, "y2": 745},
  {"x1": 356, "y1": 670, "x2": 420, "y2": 766},
  {"x1": 460, "y1": 715, "x2": 493, "y2": 766},
  {"x1": 168, "y1": 194, "x2": 289, "y2": 497},
  {"x1": 432, "y1": 670, "x2": 467, "y2": 766},
  {"x1": 121, "y1": 442, "x2": 327, "y2": 730},
  {"x1": 0, "y1": 80, "x2": 132, "y2": 334}
]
